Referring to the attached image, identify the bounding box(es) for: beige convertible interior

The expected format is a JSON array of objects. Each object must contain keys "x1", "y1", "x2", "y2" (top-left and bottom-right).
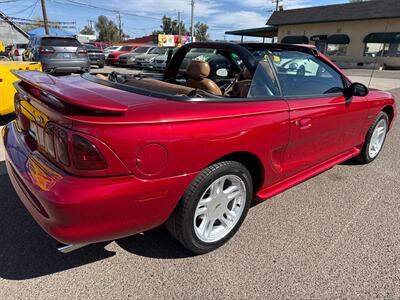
[{"x1": 96, "y1": 60, "x2": 252, "y2": 98}]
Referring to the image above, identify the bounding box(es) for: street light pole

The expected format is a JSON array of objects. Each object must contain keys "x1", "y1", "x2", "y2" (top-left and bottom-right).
[
  {"x1": 190, "y1": 0, "x2": 195, "y2": 40},
  {"x1": 40, "y1": 0, "x2": 49, "y2": 35},
  {"x1": 177, "y1": 10, "x2": 181, "y2": 45},
  {"x1": 272, "y1": 0, "x2": 282, "y2": 11}
]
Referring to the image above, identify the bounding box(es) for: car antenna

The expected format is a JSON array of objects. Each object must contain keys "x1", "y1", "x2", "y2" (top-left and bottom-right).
[{"x1": 368, "y1": 22, "x2": 389, "y2": 88}]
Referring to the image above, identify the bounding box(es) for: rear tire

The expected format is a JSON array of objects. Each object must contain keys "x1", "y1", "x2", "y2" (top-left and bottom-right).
[
  {"x1": 166, "y1": 161, "x2": 253, "y2": 254},
  {"x1": 356, "y1": 111, "x2": 389, "y2": 164}
]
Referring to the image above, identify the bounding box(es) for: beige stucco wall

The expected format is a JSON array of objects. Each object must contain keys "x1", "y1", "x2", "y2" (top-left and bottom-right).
[{"x1": 277, "y1": 18, "x2": 400, "y2": 68}]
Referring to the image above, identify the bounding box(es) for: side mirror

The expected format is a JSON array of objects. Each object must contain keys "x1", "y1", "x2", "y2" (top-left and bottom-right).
[{"x1": 347, "y1": 82, "x2": 369, "y2": 97}]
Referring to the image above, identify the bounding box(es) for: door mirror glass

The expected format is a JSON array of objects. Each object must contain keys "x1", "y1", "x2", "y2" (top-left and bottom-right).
[
  {"x1": 347, "y1": 82, "x2": 369, "y2": 97},
  {"x1": 216, "y1": 68, "x2": 228, "y2": 77}
]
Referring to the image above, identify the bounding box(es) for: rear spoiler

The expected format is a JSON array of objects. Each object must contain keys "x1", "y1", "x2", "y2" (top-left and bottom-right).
[{"x1": 12, "y1": 70, "x2": 128, "y2": 115}]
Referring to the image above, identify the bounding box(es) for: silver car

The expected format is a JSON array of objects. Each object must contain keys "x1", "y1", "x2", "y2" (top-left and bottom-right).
[
  {"x1": 151, "y1": 48, "x2": 177, "y2": 71},
  {"x1": 133, "y1": 47, "x2": 172, "y2": 68},
  {"x1": 25, "y1": 36, "x2": 90, "y2": 74},
  {"x1": 118, "y1": 46, "x2": 153, "y2": 67}
]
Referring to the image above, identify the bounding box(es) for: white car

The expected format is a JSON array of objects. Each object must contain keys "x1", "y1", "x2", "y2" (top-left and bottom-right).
[
  {"x1": 11, "y1": 43, "x2": 27, "y2": 61},
  {"x1": 104, "y1": 46, "x2": 123, "y2": 58}
]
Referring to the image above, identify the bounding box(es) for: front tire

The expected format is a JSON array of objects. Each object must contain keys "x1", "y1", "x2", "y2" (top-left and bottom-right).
[
  {"x1": 356, "y1": 111, "x2": 389, "y2": 164},
  {"x1": 166, "y1": 161, "x2": 253, "y2": 254}
]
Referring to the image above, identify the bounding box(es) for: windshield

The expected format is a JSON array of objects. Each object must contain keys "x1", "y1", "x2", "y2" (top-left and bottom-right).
[
  {"x1": 134, "y1": 47, "x2": 150, "y2": 53},
  {"x1": 149, "y1": 47, "x2": 167, "y2": 54},
  {"x1": 41, "y1": 38, "x2": 81, "y2": 47}
]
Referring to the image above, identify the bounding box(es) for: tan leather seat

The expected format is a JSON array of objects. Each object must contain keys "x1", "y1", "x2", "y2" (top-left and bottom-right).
[
  {"x1": 186, "y1": 60, "x2": 222, "y2": 96},
  {"x1": 231, "y1": 67, "x2": 252, "y2": 97}
]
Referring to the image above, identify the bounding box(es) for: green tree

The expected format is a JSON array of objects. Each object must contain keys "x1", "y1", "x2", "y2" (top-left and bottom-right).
[
  {"x1": 153, "y1": 15, "x2": 188, "y2": 35},
  {"x1": 95, "y1": 15, "x2": 120, "y2": 42},
  {"x1": 80, "y1": 24, "x2": 95, "y2": 35},
  {"x1": 193, "y1": 22, "x2": 209, "y2": 41}
]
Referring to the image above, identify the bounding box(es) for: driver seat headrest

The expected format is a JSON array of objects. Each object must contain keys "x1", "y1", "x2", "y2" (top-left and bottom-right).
[{"x1": 186, "y1": 60, "x2": 211, "y2": 79}]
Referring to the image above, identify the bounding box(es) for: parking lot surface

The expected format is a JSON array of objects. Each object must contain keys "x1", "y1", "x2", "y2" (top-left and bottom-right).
[{"x1": 0, "y1": 70, "x2": 399, "y2": 299}]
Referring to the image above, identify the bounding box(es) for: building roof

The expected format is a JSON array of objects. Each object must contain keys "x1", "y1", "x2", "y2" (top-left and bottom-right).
[
  {"x1": 225, "y1": 26, "x2": 278, "y2": 38},
  {"x1": 267, "y1": 0, "x2": 400, "y2": 26}
]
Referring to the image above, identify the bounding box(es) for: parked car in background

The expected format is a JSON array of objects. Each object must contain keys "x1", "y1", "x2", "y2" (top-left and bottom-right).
[
  {"x1": 103, "y1": 45, "x2": 122, "y2": 58},
  {"x1": 151, "y1": 47, "x2": 177, "y2": 71},
  {"x1": 133, "y1": 47, "x2": 173, "y2": 68},
  {"x1": 118, "y1": 46, "x2": 153, "y2": 67},
  {"x1": 24, "y1": 36, "x2": 90, "y2": 74},
  {"x1": 84, "y1": 43, "x2": 105, "y2": 68},
  {"x1": 11, "y1": 43, "x2": 27, "y2": 61},
  {"x1": 0, "y1": 61, "x2": 41, "y2": 116},
  {"x1": 4, "y1": 42, "x2": 397, "y2": 254},
  {"x1": 106, "y1": 45, "x2": 136, "y2": 65},
  {"x1": 85, "y1": 41, "x2": 111, "y2": 51}
]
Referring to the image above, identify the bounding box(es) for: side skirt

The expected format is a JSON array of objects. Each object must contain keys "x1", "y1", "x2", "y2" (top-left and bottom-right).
[{"x1": 256, "y1": 146, "x2": 361, "y2": 201}]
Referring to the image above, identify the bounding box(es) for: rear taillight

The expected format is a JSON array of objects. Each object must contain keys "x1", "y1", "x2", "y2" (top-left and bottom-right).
[
  {"x1": 14, "y1": 49, "x2": 19, "y2": 56},
  {"x1": 42, "y1": 123, "x2": 106, "y2": 171},
  {"x1": 77, "y1": 48, "x2": 87, "y2": 55},
  {"x1": 54, "y1": 128, "x2": 70, "y2": 166},
  {"x1": 39, "y1": 47, "x2": 54, "y2": 54},
  {"x1": 14, "y1": 94, "x2": 30, "y2": 132},
  {"x1": 72, "y1": 135, "x2": 107, "y2": 170}
]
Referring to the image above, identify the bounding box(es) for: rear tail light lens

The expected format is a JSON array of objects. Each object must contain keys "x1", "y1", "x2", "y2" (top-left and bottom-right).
[
  {"x1": 14, "y1": 94, "x2": 30, "y2": 132},
  {"x1": 77, "y1": 48, "x2": 87, "y2": 55},
  {"x1": 39, "y1": 47, "x2": 55, "y2": 54},
  {"x1": 44, "y1": 124, "x2": 56, "y2": 158},
  {"x1": 14, "y1": 49, "x2": 19, "y2": 56},
  {"x1": 54, "y1": 128, "x2": 70, "y2": 166},
  {"x1": 72, "y1": 135, "x2": 107, "y2": 170}
]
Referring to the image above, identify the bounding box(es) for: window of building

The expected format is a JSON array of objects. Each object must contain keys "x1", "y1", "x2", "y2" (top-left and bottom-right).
[
  {"x1": 326, "y1": 34, "x2": 350, "y2": 56},
  {"x1": 363, "y1": 32, "x2": 400, "y2": 57}
]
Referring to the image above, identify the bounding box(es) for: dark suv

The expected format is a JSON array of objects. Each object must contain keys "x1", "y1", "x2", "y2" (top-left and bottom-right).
[{"x1": 24, "y1": 36, "x2": 90, "y2": 74}]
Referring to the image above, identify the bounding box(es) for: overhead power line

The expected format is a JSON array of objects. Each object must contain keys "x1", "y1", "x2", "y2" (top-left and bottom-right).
[{"x1": 48, "y1": 0, "x2": 161, "y2": 21}]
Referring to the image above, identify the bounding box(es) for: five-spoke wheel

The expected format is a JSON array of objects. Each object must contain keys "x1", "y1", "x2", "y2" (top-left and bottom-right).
[{"x1": 166, "y1": 161, "x2": 252, "y2": 254}]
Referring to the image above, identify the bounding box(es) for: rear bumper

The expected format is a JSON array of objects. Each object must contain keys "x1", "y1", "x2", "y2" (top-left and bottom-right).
[
  {"x1": 3, "y1": 122, "x2": 197, "y2": 245},
  {"x1": 41, "y1": 59, "x2": 90, "y2": 73}
]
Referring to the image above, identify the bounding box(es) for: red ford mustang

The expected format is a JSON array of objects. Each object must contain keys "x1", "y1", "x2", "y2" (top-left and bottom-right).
[{"x1": 3, "y1": 42, "x2": 397, "y2": 254}]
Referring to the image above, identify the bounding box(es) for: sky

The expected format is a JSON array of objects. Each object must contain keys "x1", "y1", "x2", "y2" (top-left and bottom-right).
[{"x1": 0, "y1": 0, "x2": 349, "y2": 41}]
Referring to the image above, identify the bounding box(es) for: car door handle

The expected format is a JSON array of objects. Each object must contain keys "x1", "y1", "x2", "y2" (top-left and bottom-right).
[{"x1": 295, "y1": 118, "x2": 312, "y2": 129}]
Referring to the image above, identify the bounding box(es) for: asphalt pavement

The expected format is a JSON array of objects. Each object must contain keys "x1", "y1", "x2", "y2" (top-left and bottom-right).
[{"x1": 0, "y1": 70, "x2": 399, "y2": 299}]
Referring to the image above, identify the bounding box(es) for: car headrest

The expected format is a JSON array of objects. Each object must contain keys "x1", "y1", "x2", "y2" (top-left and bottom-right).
[
  {"x1": 242, "y1": 67, "x2": 252, "y2": 80},
  {"x1": 186, "y1": 60, "x2": 211, "y2": 79}
]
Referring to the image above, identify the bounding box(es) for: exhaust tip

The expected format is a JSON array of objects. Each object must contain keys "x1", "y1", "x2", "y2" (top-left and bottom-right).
[{"x1": 57, "y1": 243, "x2": 88, "y2": 253}]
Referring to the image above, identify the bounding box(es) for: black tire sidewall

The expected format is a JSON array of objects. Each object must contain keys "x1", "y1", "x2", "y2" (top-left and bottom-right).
[{"x1": 181, "y1": 161, "x2": 253, "y2": 254}]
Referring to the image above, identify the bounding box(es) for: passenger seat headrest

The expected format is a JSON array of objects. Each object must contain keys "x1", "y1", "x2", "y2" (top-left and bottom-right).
[
  {"x1": 242, "y1": 67, "x2": 252, "y2": 80},
  {"x1": 186, "y1": 60, "x2": 211, "y2": 79}
]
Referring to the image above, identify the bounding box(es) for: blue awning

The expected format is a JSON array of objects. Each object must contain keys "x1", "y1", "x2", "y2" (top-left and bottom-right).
[{"x1": 28, "y1": 27, "x2": 75, "y2": 37}]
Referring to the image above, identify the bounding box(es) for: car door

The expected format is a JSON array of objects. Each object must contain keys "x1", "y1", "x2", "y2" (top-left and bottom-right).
[{"x1": 272, "y1": 50, "x2": 368, "y2": 177}]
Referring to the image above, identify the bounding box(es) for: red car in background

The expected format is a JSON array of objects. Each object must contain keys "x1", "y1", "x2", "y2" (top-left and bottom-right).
[
  {"x1": 3, "y1": 42, "x2": 397, "y2": 254},
  {"x1": 106, "y1": 45, "x2": 136, "y2": 65}
]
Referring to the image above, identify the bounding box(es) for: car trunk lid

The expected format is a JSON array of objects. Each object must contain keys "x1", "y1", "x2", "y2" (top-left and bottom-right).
[{"x1": 12, "y1": 70, "x2": 129, "y2": 115}]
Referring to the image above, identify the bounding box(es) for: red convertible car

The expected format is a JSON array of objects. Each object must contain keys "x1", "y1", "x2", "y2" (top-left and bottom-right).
[{"x1": 3, "y1": 42, "x2": 397, "y2": 254}]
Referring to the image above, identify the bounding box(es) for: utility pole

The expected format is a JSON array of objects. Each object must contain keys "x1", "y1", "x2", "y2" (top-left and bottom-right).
[
  {"x1": 272, "y1": 0, "x2": 282, "y2": 11},
  {"x1": 40, "y1": 0, "x2": 49, "y2": 35},
  {"x1": 177, "y1": 10, "x2": 181, "y2": 45},
  {"x1": 190, "y1": 0, "x2": 195, "y2": 40},
  {"x1": 116, "y1": 12, "x2": 122, "y2": 41}
]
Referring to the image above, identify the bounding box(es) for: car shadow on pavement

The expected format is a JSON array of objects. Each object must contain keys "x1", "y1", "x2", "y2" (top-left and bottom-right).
[
  {"x1": 116, "y1": 228, "x2": 195, "y2": 259},
  {"x1": 0, "y1": 164, "x2": 116, "y2": 280},
  {"x1": 0, "y1": 114, "x2": 15, "y2": 126}
]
